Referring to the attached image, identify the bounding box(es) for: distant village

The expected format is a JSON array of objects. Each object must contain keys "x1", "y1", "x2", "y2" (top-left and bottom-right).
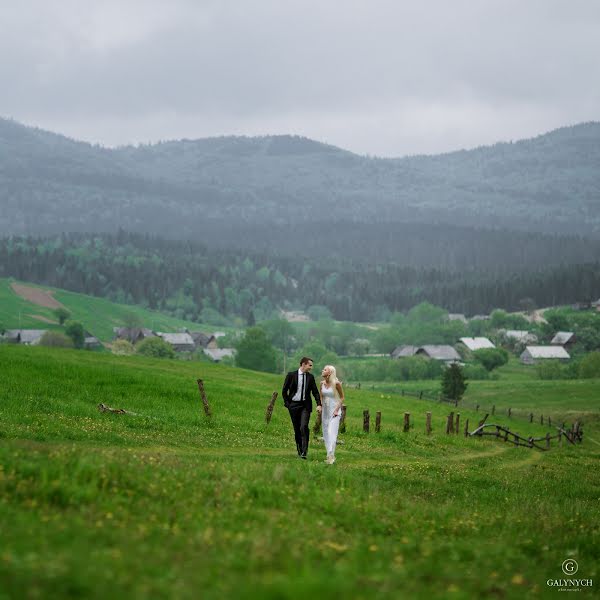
[
  {"x1": 1, "y1": 327, "x2": 236, "y2": 362},
  {"x1": 1, "y1": 309, "x2": 588, "y2": 367}
]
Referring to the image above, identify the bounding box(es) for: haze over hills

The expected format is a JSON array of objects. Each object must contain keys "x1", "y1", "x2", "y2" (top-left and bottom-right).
[{"x1": 1, "y1": 117, "x2": 600, "y2": 247}]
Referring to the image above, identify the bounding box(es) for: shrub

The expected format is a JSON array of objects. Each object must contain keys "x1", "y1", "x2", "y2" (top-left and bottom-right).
[
  {"x1": 39, "y1": 331, "x2": 74, "y2": 348},
  {"x1": 136, "y1": 337, "x2": 175, "y2": 359},
  {"x1": 64, "y1": 321, "x2": 85, "y2": 349},
  {"x1": 463, "y1": 363, "x2": 490, "y2": 380},
  {"x1": 536, "y1": 360, "x2": 566, "y2": 380},
  {"x1": 579, "y1": 352, "x2": 600, "y2": 378},
  {"x1": 236, "y1": 327, "x2": 278, "y2": 373},
  {"x1": 473, "y1": 348, "x2": 509, "y2": 371},
  {"x1": 112, "y1": 339, "x2": 135, "y2": 356},
  {"x1": 53, "y1": 307, "x2": 71, "y2": 325}
]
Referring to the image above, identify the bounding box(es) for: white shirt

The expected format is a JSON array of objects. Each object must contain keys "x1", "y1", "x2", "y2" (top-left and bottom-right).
[{"x1": 292, "y1": 369, "x2": 306, "y2": 402}]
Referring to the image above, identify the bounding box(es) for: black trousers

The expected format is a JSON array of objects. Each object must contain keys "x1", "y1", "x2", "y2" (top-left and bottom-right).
[{"x1": 288, "y1": 404, "x2": 311, "y2": 456}]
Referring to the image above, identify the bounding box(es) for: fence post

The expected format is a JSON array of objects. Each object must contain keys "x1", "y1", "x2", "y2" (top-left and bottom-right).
[
  {"x1": 403, "y1": 412, "x2": 410, "y2": 432},
  {"x1": 540, "y1": 414, "x2": 544, "y2": 425},
  {"x1": 529, "y1": 413, "x2": 533, "y2": 423},
  {"x1": 419, "y1": 391, "x2": 423, "y2": 399},
  {"x1": 446, "y1": 412, "x2": 454, "y2": 434},
  {"x1": 340, "y1": 404, "x2": 347, "y2": 434},
  {"x1": 492, "y1": 404, "x2": 495, "y2": 416},
  {"x1": 508, "y1": 408, "x2": 512, "y2": 419},
  {"x1": 548, "y1": 416, "x2": 552, "y2": 428},
  {"x1": 464, "y1": 418, "x2": 469, "y2": 437},
  {"x1": 455, "y1": 413, "x2": 460, "y2": 435},
  {"x1": 363, "y1": 410, "x2": 370, "y2": 433},
  {"x1": 375, "y1": 411, "x2": 382, "y2": 433},
  {"x1": 196, "y1": 379, "x2": 212, "y2": 417},
  {"x1": 476, "y1": 404, "x2": 479, "y2": 412},
  {"x1": 546, "y1": 432, "x2": 551, "y2": 449},
  {"x1": 265, "y1": 391, "x2": 278, "y2": 424},
  {"x1": 504, "y1": 428, "x2": 509, "y2": 442},
  {"x1": 426, "y1": 412, "x2": 432, "y2": 435}
]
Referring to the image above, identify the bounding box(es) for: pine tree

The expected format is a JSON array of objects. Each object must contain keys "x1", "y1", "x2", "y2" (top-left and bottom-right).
[{"x1": 441, "y1": 363, "x2": 468, "y2": 401}]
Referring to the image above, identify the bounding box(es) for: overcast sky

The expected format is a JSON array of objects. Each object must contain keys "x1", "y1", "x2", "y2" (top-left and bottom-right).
[{"x1": 1, "y1": 0, "x2": 599, "y2": 157}]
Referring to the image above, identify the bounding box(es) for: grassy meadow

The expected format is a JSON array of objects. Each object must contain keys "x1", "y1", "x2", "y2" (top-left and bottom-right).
[
  {"x1": 1, "y1": 345, "x2": 599, "y2": 599},
  {"x1": 0, "y1": 278, "x2": 233, "y2": 342}
]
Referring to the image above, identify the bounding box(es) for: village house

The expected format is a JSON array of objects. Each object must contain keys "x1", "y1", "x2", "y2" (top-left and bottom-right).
[
  {"x1": 390, "y1": 345, "x2": 419, "y2": 359},
  {"x1": 459, "y1": 337, "x2": 495, "y2": 351},
  {"x1": 187, "y1": 331, "x2": 218, "y2": 350},
  {"x1": 520, "y1": 345, "x2": 570, "y2": 365},
  {"x1": 415, "y1": 345, "x2": 461, "y2": 362},
  {"x1": 156, "y1": 332, "x2": 195, "y2": 352},
  {"x1": 113, "y1": 327, "x2": 155, "y2": 345},
  {"x1": 3, "y1": 329, "x2": 47, "y2": 345},
  {"x1": 203, "y1": 348, "x2": 236, "y2": 362},
  {"x1": 550, "y1": 331, "x2": 576, "y2": 349}
]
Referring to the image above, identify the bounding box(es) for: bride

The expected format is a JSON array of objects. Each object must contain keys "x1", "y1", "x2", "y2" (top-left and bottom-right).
[{"x1": 320, "y1": 365, "x2": 345, "y2": 465}]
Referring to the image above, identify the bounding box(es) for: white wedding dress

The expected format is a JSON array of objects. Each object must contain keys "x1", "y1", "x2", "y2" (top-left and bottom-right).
[{"x1": 321, "y1": 383, "x2": 341, "y2": 462}]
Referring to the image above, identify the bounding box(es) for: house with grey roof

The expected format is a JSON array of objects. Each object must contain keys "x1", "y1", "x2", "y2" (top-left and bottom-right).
[
  {"x1": 203, "y1": 348, "x2": 236, "y2": 362},
  {"x1": 3, "y1": 329, "x2": 47, "y2": 345},
  {"x1": 188, "y1": 331, "x2": 218, "y2": 350},
  {"x1": 550, "y1": 331, "x2": 576, "y2": 348},
  {"x1": 390, "y1": 345, "x2": 419, "y2": 359},
  {"x1": 113, "y1": 327, "x2": 155, "y2": 345},
  {"x1": 416, "y1": 345, "x2": 461, "y2": 362},
  {"x1": 156, "y1": 332, "x2": 195, "y2": 352},
  {"x1": 520, "y1": 345, "x2": 570, "y2": 365},
  {"x1": 459, "y1": 337, "x2": 496, "y2": 351}
]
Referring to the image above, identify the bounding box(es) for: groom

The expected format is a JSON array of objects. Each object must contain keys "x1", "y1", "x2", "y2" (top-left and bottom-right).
[{"x1": 282, "y1": 356, "x2": 321, "y2": 459}]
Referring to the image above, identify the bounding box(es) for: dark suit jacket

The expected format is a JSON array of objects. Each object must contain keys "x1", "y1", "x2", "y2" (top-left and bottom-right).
[{"x1": 282, "y1": 370, "x2": 321, "y2": 412}]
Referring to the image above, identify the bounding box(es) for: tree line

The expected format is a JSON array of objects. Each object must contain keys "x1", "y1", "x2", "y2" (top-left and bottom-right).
[{"x1": 1, "y1": 232, "x2": 600, "y2": 322}]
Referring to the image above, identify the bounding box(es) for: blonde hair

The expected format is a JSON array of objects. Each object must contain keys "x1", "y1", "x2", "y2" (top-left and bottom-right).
[{"x1": 321, "y1": 365, "x2": 340, "y2": 399}]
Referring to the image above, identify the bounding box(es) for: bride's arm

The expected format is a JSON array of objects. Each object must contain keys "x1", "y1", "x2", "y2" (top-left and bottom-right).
[{"x1": 333, "y1": 382, "x2": 344, "y2": 416}]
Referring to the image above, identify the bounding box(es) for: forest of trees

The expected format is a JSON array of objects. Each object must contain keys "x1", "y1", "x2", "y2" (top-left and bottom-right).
[
  {"x1": 1, "y1": 232, "x2": 599, "y2": 323},
  {"x1": 2, "y1": 117, "x2": 600, "y2": 239}
]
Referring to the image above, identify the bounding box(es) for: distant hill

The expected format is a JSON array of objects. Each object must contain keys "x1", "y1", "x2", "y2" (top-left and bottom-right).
[
  {"x1": 1, "y1": 117, "x2": 600, "y2": 243},
  {"x1": 0, "y1": 278, "x2": 229, "y2": 342}
]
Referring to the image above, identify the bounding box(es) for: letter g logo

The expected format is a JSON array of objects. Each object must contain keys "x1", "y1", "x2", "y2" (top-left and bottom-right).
[{"x1": 562, "y1": 559, "x2": 579, "y2": 575}]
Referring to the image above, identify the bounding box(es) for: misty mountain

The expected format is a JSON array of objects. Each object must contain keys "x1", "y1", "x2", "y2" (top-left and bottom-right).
[{"x1": 1, "y1": 117, "x2": 600, "y2": 244}]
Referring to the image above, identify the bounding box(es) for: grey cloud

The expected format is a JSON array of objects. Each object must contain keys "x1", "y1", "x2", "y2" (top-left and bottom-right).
[{"x1": 1, "y1": 0, "x2": 599, "y2": 156}]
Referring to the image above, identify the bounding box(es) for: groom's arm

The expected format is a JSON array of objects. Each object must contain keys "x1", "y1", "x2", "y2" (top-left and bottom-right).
[
  {"x1": 310, "y1": 376, "x2": 321, "y2": 408},
  {"x1": 282, "y1": 372, "x2": 292, "y2": 406}
]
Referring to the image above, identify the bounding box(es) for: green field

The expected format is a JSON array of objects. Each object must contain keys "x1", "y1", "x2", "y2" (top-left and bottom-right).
[
  {"x1": 1, "y1": 345, "x2": 599, "y2": 599},
  {"x1": 0, "y1": 278, "x2": 233, "y2": 342}
]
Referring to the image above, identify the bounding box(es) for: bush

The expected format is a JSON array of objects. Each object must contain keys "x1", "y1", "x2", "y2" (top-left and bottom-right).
[
  {"x1": 473, "y1": 348, "x2": 509, "y2": 371},
  {"x1": 236, "y1": 327, "x2": 278, "y2": 373},
  {"x1": 112, "y1": 339, "x2": 135, "y2": 356},
  {"x1": 578, "y1": 352, "x2": 600, "y2": 378},
  {"x1": 64, "y1": 321, "x2": 85, "y2": 349},
  {"x1": 39, "y1": 331, "x2": 73, "y2": 348},
  {"x1": 463, "y1": 363, "x2": 490, "y2": 380},
  {"x1": 53, "y1": 307, "x2": 71, "y2": 325},
  {"x1": 136, "y1": 337, "x2": 175, "y2": 359},
  {"x1": 536, "y1": 360, "x2": 567, "y2": 380}
]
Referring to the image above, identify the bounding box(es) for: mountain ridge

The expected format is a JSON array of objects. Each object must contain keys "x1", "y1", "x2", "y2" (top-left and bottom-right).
[{"x1": 1, "y1": 117, "x2": 599, "y2": 240}]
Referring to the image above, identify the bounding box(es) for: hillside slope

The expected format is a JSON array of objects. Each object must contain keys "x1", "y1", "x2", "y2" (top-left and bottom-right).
[{"x1": 1, "y1": 117, "x2": 599, "y2": 238}]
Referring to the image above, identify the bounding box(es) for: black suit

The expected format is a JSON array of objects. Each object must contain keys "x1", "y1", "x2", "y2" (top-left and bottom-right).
[{"x1": 282, "y1": 370, "x2": 321, "y2": 457}]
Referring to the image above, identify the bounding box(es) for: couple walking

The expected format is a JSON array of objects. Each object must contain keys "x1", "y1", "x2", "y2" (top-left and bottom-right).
[{"x1": 282, "y1": 357, "x2": 345, "y2": 464}]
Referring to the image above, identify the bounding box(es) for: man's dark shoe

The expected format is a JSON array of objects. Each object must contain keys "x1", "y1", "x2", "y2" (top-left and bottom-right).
[{"x1": 300, "y1": 454, "x2": 307, "y2": 460}]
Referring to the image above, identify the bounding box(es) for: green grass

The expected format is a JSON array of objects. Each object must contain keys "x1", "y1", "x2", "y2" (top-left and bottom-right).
[
  {"x1": 0, "y1": 278, "x2": 235, "y2": 342},
  {"x1": 1, "y1": 345, "x2": 599, "y2": 599}
]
